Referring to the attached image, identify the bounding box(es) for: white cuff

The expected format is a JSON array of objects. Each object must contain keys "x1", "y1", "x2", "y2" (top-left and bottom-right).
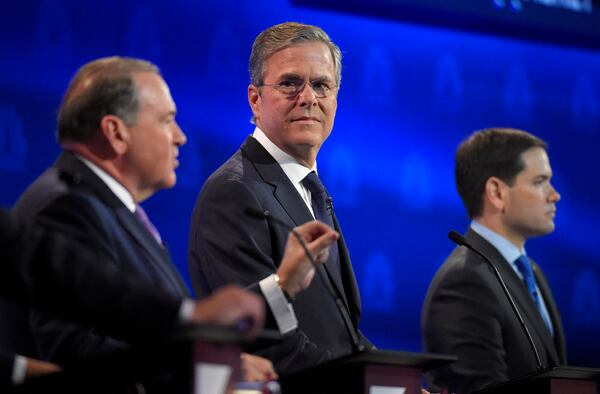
[
  {"x1": 12, "y1": 354, "x2": 27, "y2": 385},
  {"x1": 259, "y1": 275, "x2": 297, "y2": 334},
  {"x1": 178, "y1": 298, "x2": 196, "y2": 322}
]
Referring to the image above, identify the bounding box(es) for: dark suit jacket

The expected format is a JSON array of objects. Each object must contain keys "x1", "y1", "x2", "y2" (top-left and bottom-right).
[
  {"x1": 0, "y1": 208, "x2": 182, "y2": 342},
  {"x1": 11, "y1": 152, "x2": 189, "y2": 366},
  {"x1": 188, "y1": 136, "x2": 370, "y2": 374},
  {"x1": 0, "y1": 350, "x2": 14, "y2": 391},
  {"x1": 0, "y1": 208, "x2": 183, "y2": 389},
  {"x1": 421, "y1": 228, "x2": 566, "y2": 394}
]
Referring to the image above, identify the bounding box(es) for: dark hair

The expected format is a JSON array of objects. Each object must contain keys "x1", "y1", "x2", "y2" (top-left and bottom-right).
[
  {"x1": 455, "y1": 127, "x2": 547, "y2": 218},
  {"x1": 57, "y1": 56, "x2": 159, "y2": 143}
]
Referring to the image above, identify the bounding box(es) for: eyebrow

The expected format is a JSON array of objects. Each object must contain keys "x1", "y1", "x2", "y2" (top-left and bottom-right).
[
  {"x1": 277, "y1": 73, "x2": 334, "y2": 83},
  {"x1": 534, "y1": 174, "x2": 551, "y2": 181}
]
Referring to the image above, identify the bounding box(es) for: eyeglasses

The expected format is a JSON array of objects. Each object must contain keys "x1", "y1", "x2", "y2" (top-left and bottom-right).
[{"x1": 259, "y1": 78, "x2": 337, "y2": 98}]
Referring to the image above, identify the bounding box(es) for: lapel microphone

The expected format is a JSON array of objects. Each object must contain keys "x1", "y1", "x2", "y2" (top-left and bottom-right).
[
  {"x1": 245, "y1": 207, "x2": 365, "y2": 353},
  {"x1": 448, "y1": 230, "x2": 543, "y2": 370},
  {"x1": 326, "y1": 196, "x2": 334, "y2": 217}
]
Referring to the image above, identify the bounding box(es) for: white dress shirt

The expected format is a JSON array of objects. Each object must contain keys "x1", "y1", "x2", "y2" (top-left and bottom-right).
[{"x1": 252, "y1": 127, "x2": 318, "y2": 218}]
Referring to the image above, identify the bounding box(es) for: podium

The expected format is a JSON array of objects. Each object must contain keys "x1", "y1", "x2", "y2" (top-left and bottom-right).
[
  {"x1": 180, "y1": 325, "x2": 245, "y2": 394},
  {"x1": 280, "y1": 349, "x2": 456, "y2": 394},
  {"x1": 476, "y1": 366, "x2": 600, "y2": 394},
  {"x1": 10, "y1": 324, "x2": 251, "y2": 394},
  {"x1": 180, "y1": 325, "x2": 282, "y2": 393}
]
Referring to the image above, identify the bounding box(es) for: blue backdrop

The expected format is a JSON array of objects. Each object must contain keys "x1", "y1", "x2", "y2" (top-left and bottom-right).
[{"x1": 2, "y1": 0, "x2": 599, "y2": 367}]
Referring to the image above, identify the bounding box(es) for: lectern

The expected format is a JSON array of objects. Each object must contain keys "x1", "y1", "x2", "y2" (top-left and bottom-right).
[
  {"x1": 477, "y1": 366, "x2": 600, "y2": 394},
  {"x1": 280, "y1": 349, "x2": 456, "y2": 394},
  {"x1": 10, "y1": 324, "x2": 249, "y2": 394},
  {"x1": 181, "y1": 325, "x2": 244, "y2": 394}
]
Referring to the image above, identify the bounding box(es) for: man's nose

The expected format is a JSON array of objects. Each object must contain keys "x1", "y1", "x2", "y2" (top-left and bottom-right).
[{"x1": 296, "y1": 83, "x2": 318, "y2": 106}]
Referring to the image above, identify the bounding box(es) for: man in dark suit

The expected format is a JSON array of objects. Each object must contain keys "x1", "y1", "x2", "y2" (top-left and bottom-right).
[
  {"x1": 421, "y1": 128, "x2": 566, "y2": 393},
  {"x1": 8, "y1": 56, "x2": 339, "y2": 381},
  {"x1": 12, "y1": 57, "x2": 190, "y2": 367},
  {"x1": 0, "y1": 207, "x2": 266, "y2": 390},
  {"x1": 189, "y1": 22, "x2": 372, "y2": 375}
]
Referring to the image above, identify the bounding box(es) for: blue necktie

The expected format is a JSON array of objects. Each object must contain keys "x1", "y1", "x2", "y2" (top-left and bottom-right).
[{"x1": 514, "y1": 255, "x2": 553, "y2": 335}]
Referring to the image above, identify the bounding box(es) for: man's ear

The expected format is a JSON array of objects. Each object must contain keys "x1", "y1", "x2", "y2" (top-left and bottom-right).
[
  {"x1": 99, "y1": 115, "x2": 130, "y2": 155},
  {"x1": 485, "y1": 176, "x2": 508, "y2": 213},
  {"x1": 248, "y1": 84, "x2": 261, "y2": 122}
]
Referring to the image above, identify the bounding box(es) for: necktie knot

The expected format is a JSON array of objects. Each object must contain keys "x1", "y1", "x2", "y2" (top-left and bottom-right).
[
  {"x1": 134, "y1": 205, "x2": 162, "y2": 245},
  {"x1": 301, "y1": 171, "x2": 326, "y2": 195},
  {"x1": 515, "y1": 255, "x2": 535, "y2": 282}
]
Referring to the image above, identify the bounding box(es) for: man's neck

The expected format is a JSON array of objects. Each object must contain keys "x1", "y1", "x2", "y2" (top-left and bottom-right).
[
  {"x1": 255, "y1": 128, "x2": 317, "y2": 168},
  {"x1": 474, "y1": 216, "x2": 526, "y2": 250},
  {"x1": 62, "y1": 142, "x2": 146, "y2": 203}
]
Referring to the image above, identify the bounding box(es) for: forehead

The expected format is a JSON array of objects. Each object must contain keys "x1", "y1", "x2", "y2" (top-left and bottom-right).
[
  {"x1": 264, "y1": 42, "x2": 335, "y2": 79},
  {"x1": 133, "y1": 72, "x2": 175, "y2": 110},
  {"x1": 518, "y1": 147, "x2": 552, "y2": 177}
]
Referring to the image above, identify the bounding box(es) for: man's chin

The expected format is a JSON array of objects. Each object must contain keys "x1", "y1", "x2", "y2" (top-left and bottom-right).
[
  {"x1": 289, "y1": 130, "x2": 328, "y2": 146},
  {"x1": 161, "y1": 175, "x2": 177, "y2": 190},
  {"x1": 531, "y1": 223, "x2": 555, "y2": 237}
]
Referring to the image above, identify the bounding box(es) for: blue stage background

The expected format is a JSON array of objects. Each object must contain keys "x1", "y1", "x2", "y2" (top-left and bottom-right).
[{"x1": 2, "y1": 0, "x2": 599, "y2": 366}]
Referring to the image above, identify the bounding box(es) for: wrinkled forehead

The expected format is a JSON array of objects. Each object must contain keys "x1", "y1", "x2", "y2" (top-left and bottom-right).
[{"x1": 264, "y1": 43, "x2": 336, "y2": 78}]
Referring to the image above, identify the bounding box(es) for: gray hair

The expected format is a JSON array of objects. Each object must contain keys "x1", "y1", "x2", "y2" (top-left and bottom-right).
[
  {"x1": 57, "y1": 56, "x2": 160, "y2": 143},
  {"x1": 249, "y1": 22, "x2": 342, "y2": 87}
]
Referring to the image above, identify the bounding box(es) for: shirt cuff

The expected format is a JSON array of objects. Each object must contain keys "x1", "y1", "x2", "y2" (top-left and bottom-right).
[
  {"x1": 259, "y1": 275, "x2": 298, "y2": 334},
  {"x1": 178, "y1": 298, "x2": 196, "y2": 322},
  {"x1": 12, "y1": 355, "x2": 27, "y2": 385}
]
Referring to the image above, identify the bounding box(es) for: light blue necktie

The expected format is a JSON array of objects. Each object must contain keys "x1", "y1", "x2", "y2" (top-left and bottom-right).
[{"x1": 514, "y1": 255, "x2": 553, "y2": 336}]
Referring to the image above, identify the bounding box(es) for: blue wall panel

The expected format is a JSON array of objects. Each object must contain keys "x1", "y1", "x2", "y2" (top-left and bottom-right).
[{"x1": 2, "y1": 0, "x2": 599, "y2": 367}]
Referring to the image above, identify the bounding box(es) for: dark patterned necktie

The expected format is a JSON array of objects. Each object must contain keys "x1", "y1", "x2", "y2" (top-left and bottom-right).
[
  {"x1": 134, "y1": 205, "x2": 163, "y2": 245},
  {"x1": 301, "y1": 171, "x2": 334, "y2": 228},
  {"x1": 301, "y1": 172, "x2": 345, "y2": 298},
  {"x1": 514, "y1": 254, "x2": 553, "y2": 335}
]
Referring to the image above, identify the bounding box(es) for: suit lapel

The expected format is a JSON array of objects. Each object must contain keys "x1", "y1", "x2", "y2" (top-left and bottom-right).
[
  {"x1": 241, "y1": 136, "x2": 354, "y2": 312},
  {"x1": 467, "y1": 230, "x2": 560, "y2": 365},
  {"x1": 115, "y1": 208, "x2": 188, "y2": 297},
  {"x1": 55, "y1": 152, "x2": 189, "y2": 297},
  {"x1": 241, "y1": 137, "x2": 313, "y2": 225},
  {"x1": 331, "y1": 212, "x2": 361, "y2": 324}
]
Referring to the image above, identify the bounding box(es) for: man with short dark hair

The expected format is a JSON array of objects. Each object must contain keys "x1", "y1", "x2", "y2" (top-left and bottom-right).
[
  {"x1": 421, "y1": 128, "x2": 566, "y2": 393},
  {"x1": 189, "y1": 22, "x2": 372, "y2": 375}
]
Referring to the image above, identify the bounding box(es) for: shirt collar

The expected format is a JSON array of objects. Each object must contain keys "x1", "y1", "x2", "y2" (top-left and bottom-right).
[
  {"x1": 470, "y1": 220, "x2": 526, "y2": 266},
  {"x1": 252, "y1": 126, "x2": 316, "y2": 184},
  {"x1": 76, "y1": 155, "x2": 136, "y2": 213}
]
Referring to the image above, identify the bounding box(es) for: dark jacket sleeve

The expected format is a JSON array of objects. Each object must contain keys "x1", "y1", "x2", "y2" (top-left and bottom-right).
[
  {"x1": 422, "y1": 256, "x2": 510, "y2": 394},
  {"x1": 0, "y1": 350, "x2": 15, "y2": 391}
]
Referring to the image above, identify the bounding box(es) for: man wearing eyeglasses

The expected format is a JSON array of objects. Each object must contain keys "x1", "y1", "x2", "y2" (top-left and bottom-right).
[{"x1": 188, "y1": 22, "x2": 372, "y2": 375}]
